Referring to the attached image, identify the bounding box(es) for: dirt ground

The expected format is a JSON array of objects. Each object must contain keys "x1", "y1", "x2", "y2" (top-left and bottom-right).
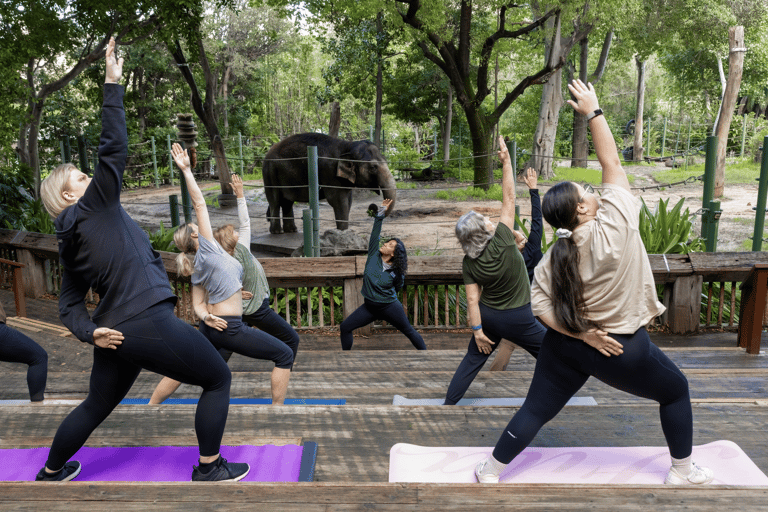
[{"x1": 120, "y1": 162, "x2": 765, "y2": 256}]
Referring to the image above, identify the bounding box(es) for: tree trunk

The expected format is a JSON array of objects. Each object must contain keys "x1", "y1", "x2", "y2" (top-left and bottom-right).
[
  {"x1": 328, "y1": 102, "x2": 341, "y2": 137},
  {"x1": 443, "y1": 86, "x2": 453, "y2": 167},
  {"x1": 570, "y1": 38, "x2": 589, "y2": 168},
  {"x1": 170, "y1": 40, "x2": 232, "y2": 198},
  {"x1": 532, "y1": 67, "x2": 564, "y2": 179},
  {"x1": 714, "y1": 26, "x2": 745, "y2": 198},
  {"x1": 412, "y1": 124, "x2": 420, "y2": 155},
  {"x1": 633, "y1": 57, "x2": 646, "y2": 162},
  {"x1": 374, "y1": 13, "x2": 384, "y2": 147}
]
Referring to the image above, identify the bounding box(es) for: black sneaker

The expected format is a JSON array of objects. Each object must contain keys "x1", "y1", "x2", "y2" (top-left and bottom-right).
[
  {"x1": 191, "y1": 456, "x2": 249, "y2": 482},
  {"x1": 35, "y1": 461, "x2": 81, "y2": 482}
]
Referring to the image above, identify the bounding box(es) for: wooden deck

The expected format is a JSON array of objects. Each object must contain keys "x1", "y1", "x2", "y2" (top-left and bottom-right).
[{"x1": 1, "y1": 290, "x2": 767, "y2": 510}]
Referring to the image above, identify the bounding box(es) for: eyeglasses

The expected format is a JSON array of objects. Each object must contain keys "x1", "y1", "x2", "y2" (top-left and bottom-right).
[{"x1": 579, "y1": 183, "x2": 595, "y2": 203}]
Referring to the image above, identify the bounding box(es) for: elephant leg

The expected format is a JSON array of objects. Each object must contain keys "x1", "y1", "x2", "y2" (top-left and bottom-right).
[
  {"x1": 281, "y1": 198, "x2": 297, "y2": 233},
  {"x1": 266, "y1": 196, "x2": 283, "y2": 234},
  {"x1": 329, "y1": 192, "x2": 352, "y2": 231}
]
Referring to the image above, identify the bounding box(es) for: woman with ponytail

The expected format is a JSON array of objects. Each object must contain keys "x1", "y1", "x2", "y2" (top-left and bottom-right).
[
  {"x1": 36, "y1": 38, "x2": 246, "y2": 482},
  {"x1": 339, "y1": 199, "x2": 425, "y2": 350},
  {"x1": 170, "y1": 146, "x2": 294, "y2": 406},
  {"x1": 475, "y1": 80, "x2": 712, "y2": 486}
]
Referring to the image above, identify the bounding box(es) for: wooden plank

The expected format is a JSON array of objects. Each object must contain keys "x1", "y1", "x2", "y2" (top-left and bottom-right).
[
  {"x1": 689, "y1": 252, "x2": 768, "y2": 281},
  {"x1": 0, "y1": 436, "x2": 302, "y2": 449}
]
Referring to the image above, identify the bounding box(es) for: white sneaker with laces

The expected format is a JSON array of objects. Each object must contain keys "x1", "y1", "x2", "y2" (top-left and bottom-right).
[
  {"x1": 475, "y1": 457, "x2": 502, "y2": 484},
  {"x1": 664, "y1": 462, "x2": 714, "y2": 485}
]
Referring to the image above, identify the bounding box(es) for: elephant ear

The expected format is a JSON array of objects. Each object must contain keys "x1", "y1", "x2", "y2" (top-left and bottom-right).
[{"x1": 336, "y1": 159, "x2": 356, "y2": 184}]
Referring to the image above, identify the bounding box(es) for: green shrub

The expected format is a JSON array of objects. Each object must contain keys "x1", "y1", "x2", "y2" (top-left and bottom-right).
[
  {"x1": 145, "y1": 222, "x2": 179, "y2": 252},
  {"x1": 639, "y1": 197, "x2": 705, "y2": 254}
]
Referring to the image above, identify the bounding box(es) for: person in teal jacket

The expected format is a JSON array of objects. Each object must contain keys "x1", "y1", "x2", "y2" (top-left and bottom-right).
[{"x1": 339, "y1": 199, "x2": 426, "y2": 350}]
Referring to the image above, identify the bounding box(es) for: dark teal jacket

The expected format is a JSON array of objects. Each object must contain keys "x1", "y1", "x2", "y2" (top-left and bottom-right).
[{"x1": 360, "y1": 213, "x2": 403, "y2": 304}]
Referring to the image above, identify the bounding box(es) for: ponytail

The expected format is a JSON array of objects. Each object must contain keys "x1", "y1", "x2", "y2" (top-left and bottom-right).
[
  {"x1": 173, "y1": 224, "x2": 197, "y2": 277},
  {"x1": 542, "y1": 182, "x2": 597, "y2": 333}
]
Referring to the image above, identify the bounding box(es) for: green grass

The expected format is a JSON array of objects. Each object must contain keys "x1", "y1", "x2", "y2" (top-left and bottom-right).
[
  {"x1": 546, "y1": 166, "x2": 636, "y2": 185},
  {"x1": 242, "y1": 170, "x2": 262, "y2": 180},
  {"x1": 396, "y1": 182, "x2": 417, "y2": 189},
  {"x1": 741, "y1": 238, "x2": 768, "y2": 251},
  {"x1": 653, "y1": 158, "x2": 760, "y2": 185}
]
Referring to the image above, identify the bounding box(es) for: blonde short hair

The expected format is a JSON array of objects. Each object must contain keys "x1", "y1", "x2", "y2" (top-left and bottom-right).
[
  {"x1": 173, "y1": 224, "x2": 197, "y2": 277},
  {"x1": 41, "y1": 163, "x2": 77, "y2": 218},
  {"x1": 213, "y1": 224, "x2": 237, "y2": 255}
]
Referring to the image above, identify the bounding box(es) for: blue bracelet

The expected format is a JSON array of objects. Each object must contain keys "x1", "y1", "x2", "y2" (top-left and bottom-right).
[{"x1": 471, "y1": 324, "x2": 482, "y2": 331}]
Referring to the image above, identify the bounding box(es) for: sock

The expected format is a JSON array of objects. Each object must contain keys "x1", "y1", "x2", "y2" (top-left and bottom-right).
[
  {"x1": 481, "y1": 454, "x2": 507, "y2": 475},
  {"x1": 671, "y1": 455, "x2": 693, "y2": 476},
  {"x1": 197, "y1": 456, "x2": 220, "y2": 474}
]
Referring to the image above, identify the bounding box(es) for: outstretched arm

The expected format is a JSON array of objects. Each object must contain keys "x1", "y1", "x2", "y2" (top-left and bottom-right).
[
  {"x1": 80, "y1": 36, "x2": 127, "y2": 211},
  {"x1": 567, "y1": 80, "x2": 630, "y2": 191},
  {"x1": 497, "y1": 135, "x2": 516, "y2": 229},
  {"x1": 232, "y1": 175, "x2": 251, "y2": 248},
  {"x1": 172, "y1": 143, "x2": 214, "y2": 241}
]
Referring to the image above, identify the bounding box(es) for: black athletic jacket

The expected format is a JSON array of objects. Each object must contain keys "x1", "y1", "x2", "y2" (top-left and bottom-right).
[{"x1": 55, "y1": 84, "x2": 175, "y2": 344}]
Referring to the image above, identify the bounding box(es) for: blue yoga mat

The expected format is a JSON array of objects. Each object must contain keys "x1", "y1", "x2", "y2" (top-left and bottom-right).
[{"x1": 120, "y1": 398, "x2": 346, "y2": 405}]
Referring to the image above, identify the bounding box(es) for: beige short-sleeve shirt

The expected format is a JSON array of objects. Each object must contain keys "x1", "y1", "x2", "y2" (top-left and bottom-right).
[{"x1": 531, "y1": 183, "x2": 665, "y2": 334}]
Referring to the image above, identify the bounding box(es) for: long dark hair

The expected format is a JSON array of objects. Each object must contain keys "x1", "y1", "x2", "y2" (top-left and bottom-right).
[
  {"x1": 542, "y1": 182, "x2": 597, "y2": 333},
  {"x1": 387, "y1": 237, "x2": 408, "y2": 292}
]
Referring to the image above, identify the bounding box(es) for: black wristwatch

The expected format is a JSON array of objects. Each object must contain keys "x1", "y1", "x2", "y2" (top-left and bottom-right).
[{"x1": 586, "y1": 108, "x2": 603, "y2": 121}]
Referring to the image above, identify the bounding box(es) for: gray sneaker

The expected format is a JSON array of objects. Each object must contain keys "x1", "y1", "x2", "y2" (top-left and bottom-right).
[
  {"x1": 191, "y1": 457, "x2": 250, "y2": 482},
  {"x1": 35, "y1": 461, "x2": 81, "y2": 482}
]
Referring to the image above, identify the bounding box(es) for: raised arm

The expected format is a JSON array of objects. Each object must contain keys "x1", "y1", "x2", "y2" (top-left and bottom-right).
[
  {"x1": 172, "y1": 143, "x2": 213, "y2": 241},
  {"x1": 368, "y1": 198, "x2": 392, "y2": 256},
  {"x1": 79, "y1": 37, "x2": 127, "y2": 211},
  {"x1": 232, "y1": 175, "x2": 251, "y2": 248},
  {"x1": 567, "y1": 80, "x2": 630, "y2": 191},
  {"x1": 497, "y1": 135, "x2": 516, "y2": 228}
]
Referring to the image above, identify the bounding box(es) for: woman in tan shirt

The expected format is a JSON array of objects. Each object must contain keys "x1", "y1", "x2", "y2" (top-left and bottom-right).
[{"x1": 475, "y1": 80, "x2": 713, "y2": 486}]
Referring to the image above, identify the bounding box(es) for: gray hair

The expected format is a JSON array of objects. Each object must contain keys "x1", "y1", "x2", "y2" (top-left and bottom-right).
[{"x1": 455, "y1": 210, "x2": 494, "y2": 259}]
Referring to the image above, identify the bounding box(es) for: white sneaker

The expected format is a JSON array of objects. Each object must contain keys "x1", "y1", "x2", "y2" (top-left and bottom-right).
[
  {"x1": 664, "y1": 462, "x2": 714, "y2": 485},
  {"x1": 475, "y1": 457, "x2": 501, "y2": 484}
]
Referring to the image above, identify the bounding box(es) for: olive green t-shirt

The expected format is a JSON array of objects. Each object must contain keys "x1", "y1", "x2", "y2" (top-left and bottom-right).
[{"x1": 462, "y1": 222, "x2": 531, "y2": 310}]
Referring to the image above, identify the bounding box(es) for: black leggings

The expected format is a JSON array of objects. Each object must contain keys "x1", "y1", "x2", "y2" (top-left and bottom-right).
[
  {"x1": 200, "y1": 316, "x2": 294, "y2": 369},
  {"x1": 492, "y1": 327, "x2": 693, "y2": 464},
  {"x1": 340, "y1": 299, "x2": 426, "y2": 350},
  {"x1": 45, "y1": 300, "x2": 231, "y2": 470},
  {"x1": 217, "y1": 298, "x2": 300, "y2": 369},
  {"x1": 444, "y1": 302, "x2": 545, "y2": 405},
  {"x1": 0, "y1": 323, "x2": 48, "y2": 401}
]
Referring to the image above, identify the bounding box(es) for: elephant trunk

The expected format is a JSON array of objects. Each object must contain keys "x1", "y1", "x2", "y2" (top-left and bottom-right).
[{"x1": 380, "y1": 169, "x2": 397, "y2": 216}]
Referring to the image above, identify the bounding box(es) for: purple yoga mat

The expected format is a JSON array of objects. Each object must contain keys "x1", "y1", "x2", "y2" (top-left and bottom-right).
[{"x1": 1, "y1": 444, "x2": 303, "y2": 482}]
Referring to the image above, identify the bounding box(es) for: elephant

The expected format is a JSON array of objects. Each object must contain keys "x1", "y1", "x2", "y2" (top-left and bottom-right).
[{"x1": 262, "y1": 133, "x2": 396, "y2": 234}]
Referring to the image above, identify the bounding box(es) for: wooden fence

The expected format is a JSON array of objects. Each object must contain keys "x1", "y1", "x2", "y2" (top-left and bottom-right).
[{"x1": 2, "y1": 229, "x2": 767, "y2": 341}]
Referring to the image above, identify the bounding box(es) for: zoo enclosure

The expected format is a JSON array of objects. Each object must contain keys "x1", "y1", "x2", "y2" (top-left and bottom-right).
[{"x1": 2, "y1": 229, "x2": 766, "y2": 353}]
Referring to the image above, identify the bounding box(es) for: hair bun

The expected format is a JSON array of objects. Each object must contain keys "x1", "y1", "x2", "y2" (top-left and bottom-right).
[{"x1": 367, "y1": 203, "x2": 379, "y2": 217}]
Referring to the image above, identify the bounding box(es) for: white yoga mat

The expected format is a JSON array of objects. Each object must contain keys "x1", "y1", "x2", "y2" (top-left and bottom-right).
[
  {"x1": 393, "y1": 395, "x2": 597, "y2": 406},
  {"x1": 389, "y1": 440, "x2": 768, "y2": 485}
]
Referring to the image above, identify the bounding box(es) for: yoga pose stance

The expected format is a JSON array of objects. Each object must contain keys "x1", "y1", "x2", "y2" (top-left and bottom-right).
[
  {"x1": 340, "y1": 199, "x2": 426, "y2": 350},
  {"x1": 490, "y1": 166, "x2": 544, "y2": 371},
  {"x1": 475, "y1": 80, "x2": 713, "y2": 485},
  {"x1": 443, "y1": 137, "x2": 546, "y2": 405},
  {"x1": 150, "y1": 175, "x2": 299, "y2": 404},
  {"x1": 172, "y1": 147, "x2": 294, "y2": 404},
  {"x1": 38, "y1": 38, "x2": 248, "y2": 482},
  {"x1": 0, "y1": 303, "x2": 47, "y2": 402}
]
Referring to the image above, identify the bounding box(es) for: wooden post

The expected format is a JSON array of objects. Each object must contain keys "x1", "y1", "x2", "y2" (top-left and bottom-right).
[
  {"x1": 738, "y1": 264, "x2": 768, "y2": 354},
  {"x1": 667, "y1": 275, "x2": 703, "y2": 334},
  {"x1": 343, "y1": 277, "x2": 369, "y2": 335},
  {"x1": 15, "y1": 248, "x2": 47, "y2": 299},
  {"x1": 489, "y1": 340, "x2": 516, "y2": 372}
]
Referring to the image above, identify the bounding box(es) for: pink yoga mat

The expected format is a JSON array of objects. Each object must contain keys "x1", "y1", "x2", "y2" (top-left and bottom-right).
[
  {"x1": 389, "y1": 440, "x2": 768, "y2": 485},
  {"x1": 1, "y1": 444, "x2": 304, "y2": 482}
]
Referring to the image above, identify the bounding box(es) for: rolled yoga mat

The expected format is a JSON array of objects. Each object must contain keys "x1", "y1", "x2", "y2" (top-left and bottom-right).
[
  {"x1": 389, "y1": 440, "x2": 768, "y2": 485},
  {"x1": 0, "y1": 442, "x2": 318, "y2": 482}
]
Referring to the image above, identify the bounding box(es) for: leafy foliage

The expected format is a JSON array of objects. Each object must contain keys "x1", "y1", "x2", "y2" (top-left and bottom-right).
[
  {"x1": 145, "y1": 222, "x2": 180, "y2": 252},
  {"x1": 639, "y1": 197, "x2": 705, "y2": 254}
]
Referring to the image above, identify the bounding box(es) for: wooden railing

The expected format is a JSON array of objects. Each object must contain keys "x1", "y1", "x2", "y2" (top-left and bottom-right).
[{"x1": 2, "y1": 229, "x2": 767, "y2": 339}]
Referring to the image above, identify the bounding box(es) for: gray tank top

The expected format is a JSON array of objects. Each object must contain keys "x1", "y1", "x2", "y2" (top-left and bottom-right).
[{"x1": 192, "y1": 234, "x2": 243, "y2": 304}]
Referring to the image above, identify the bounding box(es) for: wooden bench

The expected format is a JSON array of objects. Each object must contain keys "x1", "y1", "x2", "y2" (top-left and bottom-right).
[{"x1": 0, "y1": 258, "x2": 26, "y2": 317}]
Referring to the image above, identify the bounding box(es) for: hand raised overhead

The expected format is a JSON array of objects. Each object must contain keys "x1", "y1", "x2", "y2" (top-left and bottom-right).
[
  {"x1": 105, "y1": 37, "x2": 123, "y2": 84},
  {"x1": 566, "y1": 79, "x2": 600, "y2": 116}
]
